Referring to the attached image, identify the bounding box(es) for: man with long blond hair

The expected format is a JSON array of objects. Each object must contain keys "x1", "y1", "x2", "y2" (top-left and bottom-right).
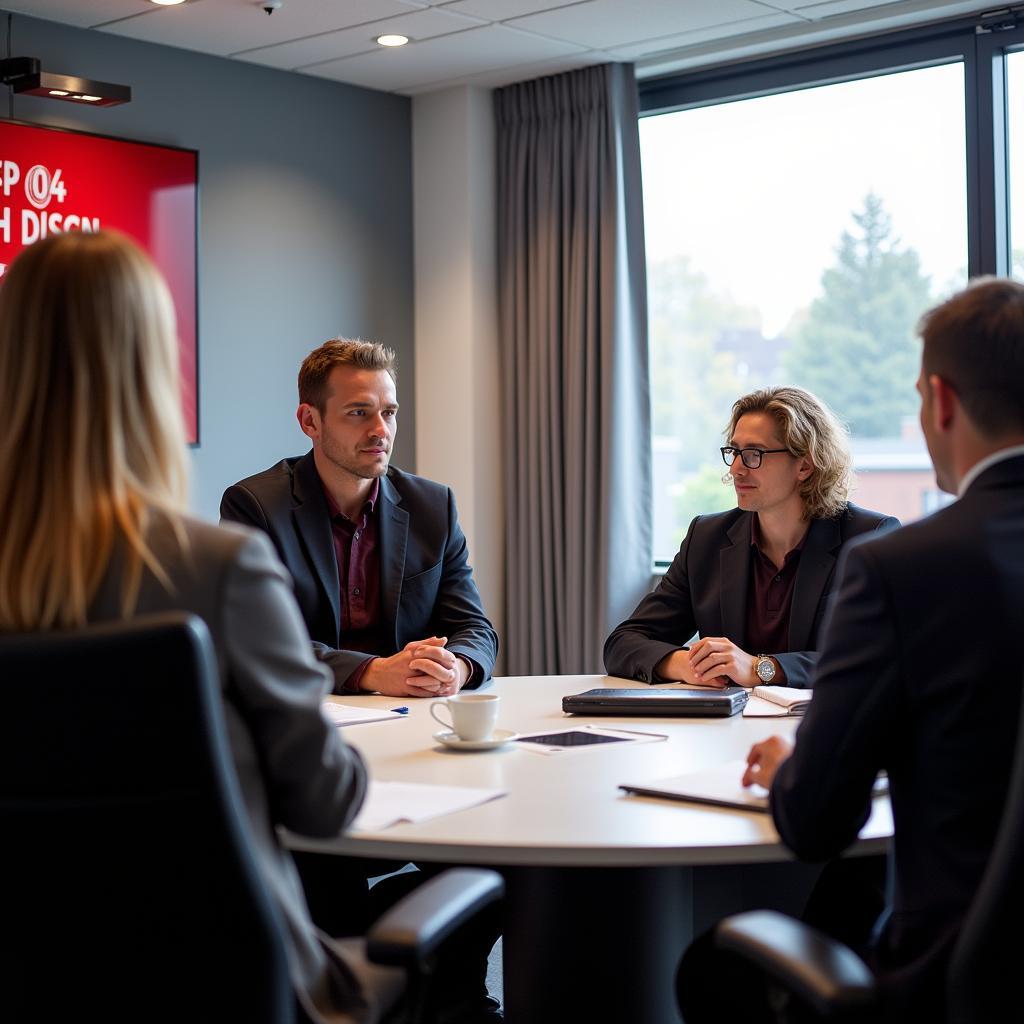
[{"x1": 606, "y1": 385, "x2": 898, "y2": 689}]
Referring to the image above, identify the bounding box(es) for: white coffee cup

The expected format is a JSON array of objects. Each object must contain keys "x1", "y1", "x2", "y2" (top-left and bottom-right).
[{"x1": 430, "y1": 693, "x2": 500, "y2": 742}]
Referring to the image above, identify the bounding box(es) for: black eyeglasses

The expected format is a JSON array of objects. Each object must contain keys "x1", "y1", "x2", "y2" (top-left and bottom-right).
[{"x1": 720, "y1": 446, "x2": 790, "y2": 470}]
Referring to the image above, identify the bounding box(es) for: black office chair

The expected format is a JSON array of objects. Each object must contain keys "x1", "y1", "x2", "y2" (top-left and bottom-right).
[
  {"x1": 702, "y1": 687, "x2": 1024, "y2": 1024},
  {"x1": 0, "y1": 612, "x2": 502, "y2": 1023}
]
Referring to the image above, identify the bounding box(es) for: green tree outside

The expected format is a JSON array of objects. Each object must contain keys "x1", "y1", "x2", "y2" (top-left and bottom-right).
[
  {"x1": 648, "y1": 255, "x2": 759, "y2": 471},
  {"x1": 673, "y1": 463, "x2": 735, "y2": 537},
  {"x1": 783, "y1": 193, "x2": 932, "y2": 436}
]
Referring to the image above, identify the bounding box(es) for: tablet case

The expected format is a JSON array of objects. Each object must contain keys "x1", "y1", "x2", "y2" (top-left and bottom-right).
[{"x1": 562, "y1": 687, "x2": 748, "y2": 718}]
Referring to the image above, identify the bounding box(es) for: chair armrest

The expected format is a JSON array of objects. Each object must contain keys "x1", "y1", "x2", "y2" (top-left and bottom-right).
[
  {"x1": 366, "y1": 868, "x2": 504, "y2": 969},
  {"x1": 715, "y1": 911, "x2": 876, "y2": 1017}
]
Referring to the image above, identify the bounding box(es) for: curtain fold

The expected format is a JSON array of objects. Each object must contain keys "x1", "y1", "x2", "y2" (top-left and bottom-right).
[{"x1": 496, "y1": 63, "x2": 651, "y2": 674}]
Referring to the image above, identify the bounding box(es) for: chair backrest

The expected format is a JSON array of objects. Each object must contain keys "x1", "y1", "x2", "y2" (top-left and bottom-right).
[
  {"x1": 946, "y1": 678, "x2": 1024, "y2": 1024},
  {"x1": 0, "y1": 612, "x2": 294, "y2": 1023}
]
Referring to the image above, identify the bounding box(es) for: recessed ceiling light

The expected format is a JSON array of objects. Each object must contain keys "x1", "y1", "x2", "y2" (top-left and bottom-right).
[
  {"x1": 150, "y1": 1, "x2": 188, "y2": 6},
  {"x1": 376, "y1": 34, "x2": 409, "y2": 47}
]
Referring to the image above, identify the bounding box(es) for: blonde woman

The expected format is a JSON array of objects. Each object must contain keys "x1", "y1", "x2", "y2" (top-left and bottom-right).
[
  {"x1": 605, "y1": 386, "x2": 900, "y2": 689},
  {"x1": 0, "y1": 231, "x2": 371, "y2": 1023}
]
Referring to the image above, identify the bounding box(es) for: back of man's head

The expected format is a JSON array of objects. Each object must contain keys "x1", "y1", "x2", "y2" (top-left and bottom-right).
[
  {"x1": 298, "y1": 338, "x2": 396, "y2": 412},
  {"x1": 920, "y1": 278, "x2": 1024, "y2": 439}
]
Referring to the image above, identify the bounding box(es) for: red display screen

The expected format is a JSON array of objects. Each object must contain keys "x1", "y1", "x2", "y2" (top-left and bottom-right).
[{"x1": 0, "y1": 121, "x2": 199, "y2": 443}]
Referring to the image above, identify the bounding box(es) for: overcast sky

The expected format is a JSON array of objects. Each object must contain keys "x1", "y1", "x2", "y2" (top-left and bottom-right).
[{"x1": 640, "y1": 62, "x2": 971, "y2": 338}]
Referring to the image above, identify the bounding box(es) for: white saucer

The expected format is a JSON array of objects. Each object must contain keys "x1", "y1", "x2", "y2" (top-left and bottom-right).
[{"x1": 433, "y1": 728, "x2": 518, "y2": 751}]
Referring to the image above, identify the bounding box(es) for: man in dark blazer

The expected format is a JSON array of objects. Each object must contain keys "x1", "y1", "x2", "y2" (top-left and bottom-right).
[
  {"x1": 731, "y1": 278, "x2": 1024, "y2": 1022},
  {"x1": 221, "y1": 339, "x2": 497, "y2": 697},
  {"x1": 605, "y1": 386, "x2": 898, "y2": 689},
  {"x1": 222, "y1": 338, "x2": 502, "y2": 1022}
]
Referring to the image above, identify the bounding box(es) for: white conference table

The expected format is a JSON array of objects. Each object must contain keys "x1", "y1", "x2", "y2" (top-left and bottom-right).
[{"x1": 290, "y1": 675, "x2": 892, "y2": 1024}]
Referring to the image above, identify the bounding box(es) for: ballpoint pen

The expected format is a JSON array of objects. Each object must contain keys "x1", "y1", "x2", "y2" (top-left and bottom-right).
[{"x1": 390, "y1": 706, "x2": 410, "y2": 715}]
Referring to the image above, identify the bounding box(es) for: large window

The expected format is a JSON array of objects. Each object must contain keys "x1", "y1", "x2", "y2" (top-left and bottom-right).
[
  {"x1": 640, "y1": 15, "x2": 1024, "y2": 563},
  {"x1": 1008, "y1": 50, "x2": 1024, "y2": 276}
]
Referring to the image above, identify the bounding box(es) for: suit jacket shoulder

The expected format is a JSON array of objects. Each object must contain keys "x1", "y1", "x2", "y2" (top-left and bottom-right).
[
  {"x1": 222, "y1": 457, "x2": 305, "y2": 522},
  {"x1": 837, "y1": 501, "x2": 901, "y2": 538}
]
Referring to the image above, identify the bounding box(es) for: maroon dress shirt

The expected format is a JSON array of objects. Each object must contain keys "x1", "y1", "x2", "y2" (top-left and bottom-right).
[
  {"x1": 745, "y1": 518, "x2": 808, "y2": 662},
  {"x1": 323, "y1": 480, "x2": 383, "y2": 689}
]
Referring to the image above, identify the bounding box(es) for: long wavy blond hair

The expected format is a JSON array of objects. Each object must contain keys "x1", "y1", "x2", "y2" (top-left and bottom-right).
[
  {"x1": 0, "y1": 230, "x2": 189, "y2": 630},
  {"x1": 726, "y1": 386, "x2": 851, "y2": 520}
]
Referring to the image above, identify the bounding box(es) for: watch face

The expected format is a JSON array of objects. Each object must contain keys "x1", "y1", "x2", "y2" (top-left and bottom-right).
[{"x1": 757, "y1": 659, "x2": 775, "y2": 682}]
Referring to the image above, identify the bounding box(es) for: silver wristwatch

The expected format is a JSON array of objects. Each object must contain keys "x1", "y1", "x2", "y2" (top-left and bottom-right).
[{"x1": 755, "y1": 655, "x2": 777, "y2": 683}]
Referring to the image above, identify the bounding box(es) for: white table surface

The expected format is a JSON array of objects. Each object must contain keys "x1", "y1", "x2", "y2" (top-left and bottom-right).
[{"x1": 292, "y1": 674, "x2": 891, "y2": 866}]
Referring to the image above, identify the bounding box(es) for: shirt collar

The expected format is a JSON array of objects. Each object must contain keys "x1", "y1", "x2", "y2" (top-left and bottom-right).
[
  {"x1": 957, "y1": 444, "x2": 1024, "y2": 497},
  {"x1": 321, "y1": 477, "x2": 380, "y2": 521},
  {"x1": 750, "y1": 516, "x2": 809, "y2": 562}
]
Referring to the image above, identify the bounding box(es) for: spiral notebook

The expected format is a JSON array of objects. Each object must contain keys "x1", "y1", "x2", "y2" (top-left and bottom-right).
[{"x1": 741, "y1": 685, "x2": 813, "y2": 718}]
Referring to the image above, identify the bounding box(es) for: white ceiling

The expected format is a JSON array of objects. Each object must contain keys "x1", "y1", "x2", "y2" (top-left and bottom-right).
[{"x1": 8, "y1": 0, "x2": 996, "y2": 95}]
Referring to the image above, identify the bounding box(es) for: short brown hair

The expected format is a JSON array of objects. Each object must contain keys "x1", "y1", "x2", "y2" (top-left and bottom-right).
[
  {"x1": 919, "y1": 277, "x2": 1024, "y2": 438},
  {"x1": 726, "y1": 386, "x2": 851, "y2": 520},
  {"x1": 298, "y1": 338, "x2": 396, "y2": 411}
]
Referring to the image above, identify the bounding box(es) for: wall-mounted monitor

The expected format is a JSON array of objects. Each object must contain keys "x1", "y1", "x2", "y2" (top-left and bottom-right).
[{"x1": 0, "y1": 120, "x2": 199, "y2": 443}]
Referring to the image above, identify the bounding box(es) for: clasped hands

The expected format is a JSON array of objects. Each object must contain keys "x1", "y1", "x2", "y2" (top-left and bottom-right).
[
  {"x1": 361, "y1": 636, "x2": 470, "y2": 698},
  {"x1": 656, "y1": 637, "x2": 757, "y2": 688}
]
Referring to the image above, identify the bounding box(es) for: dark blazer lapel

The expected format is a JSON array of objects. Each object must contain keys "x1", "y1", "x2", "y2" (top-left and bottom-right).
[
  {"x1": 292, "y1": 452, "x2": 341, "y2": 638},
  {"x1": 378, "y1": 473, "x2": 409, "y2": 650},
  {"x1": 720, "y1": 514, "x2": 752, "y2": 645},
  {"x1": 788, "y1": 515, "x2": 841, "y2": 651}
]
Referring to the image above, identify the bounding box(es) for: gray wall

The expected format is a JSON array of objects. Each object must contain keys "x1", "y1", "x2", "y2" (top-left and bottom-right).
[{"x1": 11, "y1": 14, "x2": 414, "y2": 518}]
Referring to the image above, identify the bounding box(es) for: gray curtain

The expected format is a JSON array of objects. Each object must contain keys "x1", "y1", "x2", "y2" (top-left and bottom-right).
[{"x1": 496, "y1": 63, "x2": 651, "y2": 675}]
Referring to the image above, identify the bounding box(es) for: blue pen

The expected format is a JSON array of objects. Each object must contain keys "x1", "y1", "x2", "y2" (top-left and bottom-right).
[{"x1": 390, "y1": 706, "x2": 410, "y2": 715}]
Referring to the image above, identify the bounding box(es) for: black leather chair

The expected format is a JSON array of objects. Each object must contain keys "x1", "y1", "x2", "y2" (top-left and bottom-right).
[
  {"x1": 0, "y1": 612, "x2": 502, "y2": 1023},
  {"x1": 702, "y1": 689, "x2": 1024, "y2": 1024}
]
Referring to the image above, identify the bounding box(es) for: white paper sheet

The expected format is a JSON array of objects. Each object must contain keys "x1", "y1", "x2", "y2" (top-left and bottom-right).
[
  {"x1": 321, "y1": 702, "x2": 405, "y2": 728},
  {"x1": 350, "y1": 780, "x2": 507, "y2": 832}
]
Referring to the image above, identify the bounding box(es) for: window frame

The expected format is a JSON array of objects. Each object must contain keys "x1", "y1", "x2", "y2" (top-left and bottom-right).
[{"x1": 640, "y1": 9, "x2": 1024, "y2": 569}]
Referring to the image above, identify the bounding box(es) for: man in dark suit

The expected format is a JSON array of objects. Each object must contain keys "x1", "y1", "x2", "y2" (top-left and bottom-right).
[
  {"x1": 222, "y1": 338, "x2": 497, "y2": 697},
  {"x1": 222, "y1": 338, "x2": 502, "y2": 1023},
  {"x1": 721, "y1": 278, "x2": 1024, "y2": 1022},
  {"x1": 605, "y1": 386, "x2": 898, "y2": 689}
]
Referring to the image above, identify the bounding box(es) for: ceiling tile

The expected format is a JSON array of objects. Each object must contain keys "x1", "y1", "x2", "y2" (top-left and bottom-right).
[
  {"x1": 239, "y1": 5, "x2": 486, "y2": 70},
  {"x1": 605, "y1": 12, "x2": 802, "y2": 61},
  {"x1": 4, "y1": 0, "x2": 145, "y2": 26},
  {"x1": 441, "y1": 0, "x2": 588, "y2": 19},
  {"x1": 100, "y1": 0, "x2": 428, "y2": 58},
  {"x1": 792, "y1": 0, "x2": 914, "y2": 15},
  {"x1": 308, "y1": 22, "x2": 584, "y2": 92},
  {"x1": 790, "y1": 0, "x2": 975, "y2": 15},
  {"x1": 404, "y1": 48, "x2": 613, "y2": 92},
  {"x1": 507, "y1": 0, "x2": 772, "y2": 50}
]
